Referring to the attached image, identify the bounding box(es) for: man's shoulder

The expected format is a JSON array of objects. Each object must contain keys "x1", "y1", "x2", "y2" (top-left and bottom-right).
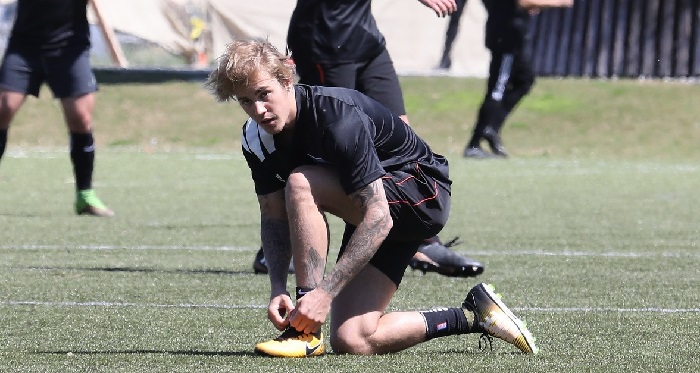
[{"x1": 241, "y1": 118, "x2": 277, "y2": 162}]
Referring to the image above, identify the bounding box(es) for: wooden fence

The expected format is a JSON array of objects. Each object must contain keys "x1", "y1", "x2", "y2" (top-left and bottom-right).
[{"x1": 527, "y1": 0, "x2": 700, "y2": 78}]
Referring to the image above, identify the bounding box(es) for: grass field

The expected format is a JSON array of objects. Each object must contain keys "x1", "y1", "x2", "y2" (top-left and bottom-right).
[{"x1": 1, "y1": 77, "x2": 699, "y2": 372}]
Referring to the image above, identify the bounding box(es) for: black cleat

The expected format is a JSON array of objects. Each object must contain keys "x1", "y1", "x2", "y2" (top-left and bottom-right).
[
  {"x1": 463, "y1": 146, "x2": 494, "y2": 159},
  {"x1": 409, "y1": 237, "x2": 484, "y2": 278},
  {"x1": 482, "y1": 128, "x2": 508, "y2": 158},
  {"x1": 253, "y1": 247, "x2": 295, "y2": 274}
]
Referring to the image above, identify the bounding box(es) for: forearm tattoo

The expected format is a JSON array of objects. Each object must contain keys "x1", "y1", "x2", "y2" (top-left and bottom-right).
[
  {"x1": 301, "y1": 245, "x2": 324, "y2": 288},
  {"x1": 259, "y1": 194, "x2": 292, "y2": 287},
  {"x1": 321, "y1": 180, "x2": 391, "y2": 297},
  {"x1": 261, "y1": 217, "x2": 292, "y2": 276}
]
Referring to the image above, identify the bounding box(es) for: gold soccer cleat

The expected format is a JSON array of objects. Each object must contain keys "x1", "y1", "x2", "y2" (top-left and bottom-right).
[
  {"x1": 254, "y1": 327, "x2": 325, "y2": 358},
  {"x1": 462, "y1": 283, "x2": 539, "y2": 354}
]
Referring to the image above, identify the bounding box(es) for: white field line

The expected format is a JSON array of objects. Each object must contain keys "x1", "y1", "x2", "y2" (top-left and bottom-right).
[
  {"x1": 4, "y1": 148, "x2": 242, "y2": 160},
  {"x1": 0, "y1": 300, "x2": 265, "y2": 309},
  {"x1": 2, "y1": 246, "x2": 697, "y2": 313},
  {"x1": 1, "y1": 244, "x2": 698, "y2": 258},
  {"x1": 515, "y1": 307, "x2": 700, "y2": 313},
  {"x1": 464, "y1": 250, "x2": 700, "y2": 258},
  {"x1": 1, "y1": 300, "x2": 698, "y2": 313},
  {"x1": 0, "y1": 244, "x2": 256, "y2": 252},
  {"x1": 5, "y1": 149, "x2": 700, "y2": 173}
]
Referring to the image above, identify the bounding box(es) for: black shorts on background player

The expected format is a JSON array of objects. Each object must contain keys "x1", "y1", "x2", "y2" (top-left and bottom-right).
[{"x1": 0, "y1": 44, "x2": 96, "y2": 98}]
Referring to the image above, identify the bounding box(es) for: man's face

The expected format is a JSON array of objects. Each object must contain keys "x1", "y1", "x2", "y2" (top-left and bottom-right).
[{"x1": 234, "y1": 70, "x2": 293, "y2": 135}]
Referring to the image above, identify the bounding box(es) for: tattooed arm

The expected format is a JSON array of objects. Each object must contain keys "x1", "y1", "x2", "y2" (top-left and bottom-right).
[
  {"x1": 320, "y1": 178, "x2": 393, "y2": 298},
  {"x1": 289, "y1": 177, "x2": 393, "y2": 334},
  {"x1": 258, "y1": 189, "x2": 296, "y2": 330},
  {"x1": 258, "y1": 190, "x2": 292, "y2": 298}
]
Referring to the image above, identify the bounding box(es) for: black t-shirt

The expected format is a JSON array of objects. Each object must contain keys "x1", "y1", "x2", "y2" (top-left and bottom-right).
[
  {"x1": 286, "y1": 0, "x2": 386, "y2": 64},
  {"x1": 8, "y1": 0, "x2": 90, "y2": 52},
  {"x1": 242, "y1": 85, "x2": 451, "y2": 196},
  {"x1": 482, "y1": 0, "x2": 531, "y2": 52}
]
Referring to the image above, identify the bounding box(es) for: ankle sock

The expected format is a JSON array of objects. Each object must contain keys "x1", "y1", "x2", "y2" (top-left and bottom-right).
[{"x1": 420, "y1": 307, "x2": 472, "y2": 340}]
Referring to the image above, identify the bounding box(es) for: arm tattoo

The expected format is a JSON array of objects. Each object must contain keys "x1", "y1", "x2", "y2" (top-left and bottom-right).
[
  {"x1": 320, "y1": 180, "x2": 392, "y2": 297},
  {"x1": 301, "y1": 245, "x2": 324, "y2": 288},
  {"x1": 261, "y1": 217, "x2": 291, "y2": 279},
  {"x1": 259, "y1": 193, "x2": 292, "y2": 292}
]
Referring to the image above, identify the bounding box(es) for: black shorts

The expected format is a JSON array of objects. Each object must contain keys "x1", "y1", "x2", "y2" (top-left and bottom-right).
[
  {"x1": 0, "y1": 44, "x2": 97, "y2": 98},
  {"x1": 337, "y1": 166, "x2": 451, "y2": 287},
  {"x1": 293, "y1": 49, "x2": 407, "y2": 116}
]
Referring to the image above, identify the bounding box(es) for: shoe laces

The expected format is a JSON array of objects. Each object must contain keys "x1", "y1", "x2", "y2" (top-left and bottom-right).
[
  {"x1": 442, "y1": 236, "x2": 463, "y2": 248},
  {"x1": 276, "y1": 328, "x2": 302, "y2": 340},
  {"x1": 478, "y1": 333, "x2": 494, "y2": 351},
  {"x1": 276, "y1": 327, "x2": 318, "y2": 342}
]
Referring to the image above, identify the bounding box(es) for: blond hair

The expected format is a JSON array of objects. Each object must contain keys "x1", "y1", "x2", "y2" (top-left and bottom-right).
[{"x1": 205, "y1": 38, "x2": 296, "y2": 102}]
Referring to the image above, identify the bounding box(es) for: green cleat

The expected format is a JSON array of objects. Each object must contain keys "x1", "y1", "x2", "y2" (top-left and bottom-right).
[{"x1": 75, "y1": 189, "x2": 114, "y2": 217}]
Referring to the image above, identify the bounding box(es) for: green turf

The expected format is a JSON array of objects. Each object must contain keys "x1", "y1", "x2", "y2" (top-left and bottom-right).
[
  {"x1": 1, "y1": 151, "x2": 698, "y2": 372},
  {"x1": 6, "y1": 77, "x2": 700, "y2": 161},
  {"x1": 1, "y1": 78, "x2": 699, "y2": 371}
]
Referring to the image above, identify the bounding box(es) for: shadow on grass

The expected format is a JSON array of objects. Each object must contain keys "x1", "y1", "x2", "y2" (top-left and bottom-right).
[
  {"x1": 32, "y1": 348, "x2": 523, "y2": 358},
  {"x1": 34, "y1": 349, "x2": 254, "y2": 357},
  {"x1": 24, "y1": 266, "x2": 252, "y2": 276}
]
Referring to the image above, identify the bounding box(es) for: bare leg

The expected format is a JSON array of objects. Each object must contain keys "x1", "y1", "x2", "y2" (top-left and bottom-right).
[
  {"x1": 61, "y1": 92, "x2": 94, "y2": 133},
  {"x1": 0, "y1": 90, "x2": 27, "y2": 130},
  {"x1": 330, "y1": 265, "x2": 427, "y2": 355},
  {"x1": 285, "y1": 166, "x2": 360, "y2": 289}
]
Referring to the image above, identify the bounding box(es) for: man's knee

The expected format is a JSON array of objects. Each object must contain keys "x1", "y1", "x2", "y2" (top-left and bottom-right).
[
  {"x1": 329, "y1": 332, "x2": 373, "y2": 355},
  {"x1": 285, "y1": 165, "x2": 347, "y2": 207},
  {"x1": 61, "y1": 94, "x2": 94, "y2": 132},
  {"x1": 285, "y1": 167, "x2": 315, "y2": 202},
  {"x1": 0, "y1": 91, "x2": 25, "y2": 127}
]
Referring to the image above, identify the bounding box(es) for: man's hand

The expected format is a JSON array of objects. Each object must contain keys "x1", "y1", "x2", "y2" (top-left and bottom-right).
[
  {"x1": 288, "y1": 288, "x2": 333, "y2": 334},
  {"x1": 267, "y1": 292, "x2": 295, "y2": 331},
  {"x1": 418, "y1": 0, "x2": 458, "y2": 17}
]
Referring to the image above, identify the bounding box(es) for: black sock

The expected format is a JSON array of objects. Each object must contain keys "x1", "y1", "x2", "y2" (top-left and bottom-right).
[
  {"x1": 420, "y1": 307, "x2": 472, "y2": 341},
  {"x1": 0, "y1": 128, "x2": 7, "y2": 161},
  {"x1": 70, "y1": 132, "x2": 95, "y2": 191}
]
